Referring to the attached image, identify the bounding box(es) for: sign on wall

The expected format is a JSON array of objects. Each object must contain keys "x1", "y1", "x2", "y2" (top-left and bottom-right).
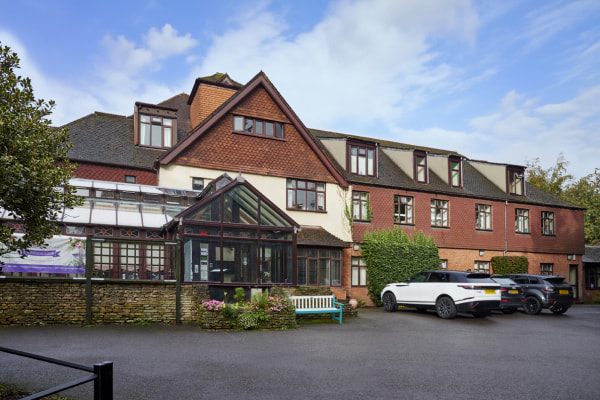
[{"x1": 0, "y1": 235, "x2": 86, "y2": 274}]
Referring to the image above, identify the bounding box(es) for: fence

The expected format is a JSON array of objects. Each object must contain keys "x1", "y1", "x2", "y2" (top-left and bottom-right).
[{"x1": 0, "y1": 346, "x2": 112, "y2": 400}]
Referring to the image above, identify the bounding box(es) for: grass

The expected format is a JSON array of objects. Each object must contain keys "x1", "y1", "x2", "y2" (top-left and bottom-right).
[{"x1": 0, "y1": 383, "x2": 68, "y2": 400}]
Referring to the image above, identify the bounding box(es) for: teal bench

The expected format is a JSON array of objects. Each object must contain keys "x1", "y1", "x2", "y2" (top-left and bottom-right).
[{"x1": 289, "y1": 294, "x2": 343, "y2": 324}]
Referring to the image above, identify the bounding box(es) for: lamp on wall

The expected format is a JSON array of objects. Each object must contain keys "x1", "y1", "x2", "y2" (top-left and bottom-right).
[
  {"x1": 567, "y1": 254, "x2": 572, "y2": 260},
  {"x1": 353, "y1": 243, "x2": 360, "y2": 251},
  {"x1": 479, "y1": 250, "x2": 484, "y2": 256}
]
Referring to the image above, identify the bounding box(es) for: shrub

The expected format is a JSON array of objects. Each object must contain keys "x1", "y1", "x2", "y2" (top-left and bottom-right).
[
  {"x1": 491, "y1": 256, "x2": 528, "y2": 275},
  {"x1": 221, "y1": 304, "x2": 239, "y2": 319},
  {"x1": 234, "y1": 287, "x2": 246, "y2": 303},
  {"x1": 237, "y1": 312, "x2": 259, "y2": 330},
  {"x1": 361, "y1": 228, "x2": 439, "y2": 305}
]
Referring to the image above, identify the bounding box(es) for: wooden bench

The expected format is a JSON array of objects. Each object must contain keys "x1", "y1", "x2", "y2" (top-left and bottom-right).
[{"x1": 289, "y1": 295, "x2": 343, "y2": 324}]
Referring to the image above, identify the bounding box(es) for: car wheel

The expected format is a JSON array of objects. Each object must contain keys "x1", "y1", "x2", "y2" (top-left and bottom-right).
[
  {"x1": 551, "y1": 306, "x2": 568, "y2": 314},
  {"x1": 501, "y1": 309, "x2": 516, "y2": 314},
  {"x1": 382, "y1": 292, "x2": 397, "y2": 312},
  {"x1": 524, "y1": 296, "x2": 542, "y2": 315},
  {"x1": 435, "y1": 296, "x2": 457, "y2": 319}
]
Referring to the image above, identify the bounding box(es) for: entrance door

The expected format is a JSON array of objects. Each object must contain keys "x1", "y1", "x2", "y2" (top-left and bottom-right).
[{"x1": 569, "y1": 264, "x2": 578, "y2": 300}]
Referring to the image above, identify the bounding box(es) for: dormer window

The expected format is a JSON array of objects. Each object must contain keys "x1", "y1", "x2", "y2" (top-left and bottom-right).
[
  {"x1": 347, "y1": 141, "x2": 376, "y2": 177},
  {"x1": 414, "y1": 151, "x2": 428, "y2": 183},
  {"x1": 507, "y1": 166, "x2": 525, "y2": 195},
  {"x1": 135, "y1": 102, "x2": 177, "y2": 149},
  {"x1": 140, "y1": 115, "x2": 173, "y2": 148},
  {"x1": 449, "y1": 156, "x2": 462, "y2": 187}
]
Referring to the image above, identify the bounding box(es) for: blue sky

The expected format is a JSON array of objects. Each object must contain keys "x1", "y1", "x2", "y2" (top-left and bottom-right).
[{"x1": 1, "y1": 0, "x2": 599, "y2": 179}]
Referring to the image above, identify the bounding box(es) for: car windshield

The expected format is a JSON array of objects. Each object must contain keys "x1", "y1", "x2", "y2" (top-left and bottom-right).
[{"x1": 491, "y1": 277, "x2": 516, "y2": 285}]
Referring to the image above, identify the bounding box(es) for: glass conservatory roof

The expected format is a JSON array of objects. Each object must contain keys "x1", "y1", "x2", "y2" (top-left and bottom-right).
[{"x1": 0, "y1": 179, "x2": 201, "y2": 229}]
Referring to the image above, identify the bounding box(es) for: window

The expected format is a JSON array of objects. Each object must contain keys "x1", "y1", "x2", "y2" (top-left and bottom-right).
[
  {"x1": 430, "y1": 199, "x2": 449, "y2": 227},
  {"x1": 233, "y1": 115, "x2": 284, "y2": 139},
  {"x1": 348, "y1": 142, "x2": 376, "y2": 176},
  {"x1": 507, "y1": 167, "x2": 525, "y2": 195},
  {"x1": 585, "y1": 265, "x2": 600, "y2": 289},
  {"x1": 542, "y1": 211, "x2": 555, "y2": 235},
  {"x1": 394, "y1": 195, "x2": 414, "y2": 224},
  {"x1": 297, "y1": 248, "x2": 341, "y2": 286},
  {"x1": 449, "y1": 157, "x2": 461, "y2": 187},
  {"x1": 287, "y1": 179, "x2": 325, "y2": 211},
  {"x1": 92, "y1": 241, "x2": 175, "y2": 280},
  {"x1": 414, "y1": 151, "x2": 428, "y2": 183},
  {"x1": 192, "y1": 177, "x2": 204, "y2": 191},
  {"x1": 140, "y1": 115, "x2": 173, "y2": 148},
  {"x1": 352, "y1": 191, "x2": 370, "y2": 221},
  {"x1": 515, "y1": 209, "x2": 529, "y2": 233},
  {"x1": 352, "y1": 256, "x2": 367, "y2": 286},
  {"x1": 124, "y1": 175, "x2": 136, "y2": 184},
  {"x1": 474, "y1": 261, "x2": 490, "y2": 273},
  {"x1": 476, "y1": 204, "x2": 492, "y2": 230},
  {"x1": 540, "y1": 263, "x2": 553, "y2": 275}
]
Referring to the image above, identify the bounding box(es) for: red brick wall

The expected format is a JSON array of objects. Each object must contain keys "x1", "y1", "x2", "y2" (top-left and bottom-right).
[
  {"x1": 175, "y1": 86, "x2": 337, "y2": 183},
  {"x1": 351, "y1": 184, "x2": 584, "y2": 255},
  {"x1": 73, "y1": 161, "x2": 157, "y2": 185}
]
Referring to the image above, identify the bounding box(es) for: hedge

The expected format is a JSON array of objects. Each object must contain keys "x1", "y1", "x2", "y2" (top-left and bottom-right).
[
  {"x1": 490, "y1": 256, "x2": 529, "y2": 275},
  {"x1": 361, "y1": 229, "x2": 439, "y2": 305}
]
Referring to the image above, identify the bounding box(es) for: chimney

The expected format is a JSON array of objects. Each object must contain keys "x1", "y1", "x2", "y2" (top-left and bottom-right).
[{"x1": 188, "y1": 73, "x2": 242, "y2": 130}]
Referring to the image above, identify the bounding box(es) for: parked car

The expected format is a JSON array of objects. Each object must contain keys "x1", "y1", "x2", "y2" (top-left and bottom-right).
[
  {"x1": 490, "y1": 276, "x2": 524, "y2": 314},
  {"x1": 503, "y1": 274, "x2": 573, "y2": 315},
  {"x1": 381, "y1": 270, "x2": 501, "y2": 319}
]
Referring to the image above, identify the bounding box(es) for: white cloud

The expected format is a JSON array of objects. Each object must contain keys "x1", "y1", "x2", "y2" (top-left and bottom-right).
[
  {"x1": 192, "y1": 0, "x2": 479, "y2": 132},
  {"x1": 467, "y1": 87, "x2": 600, "y2": 178}
]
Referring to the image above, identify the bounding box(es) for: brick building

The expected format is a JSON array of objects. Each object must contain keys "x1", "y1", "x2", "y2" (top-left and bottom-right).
[{"x1": 1, "y1": 71, "x2": 588, "y2": 304}]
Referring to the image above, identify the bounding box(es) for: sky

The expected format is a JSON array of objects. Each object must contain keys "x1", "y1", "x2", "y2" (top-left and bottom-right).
[{"x1": 1, "y1": 0, "x2": 599, "y2": 179}]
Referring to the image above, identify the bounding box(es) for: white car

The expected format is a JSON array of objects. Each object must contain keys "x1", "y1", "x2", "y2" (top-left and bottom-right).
[{"x1": 381, "y1": 270, "x2": 501, "y2": 319}]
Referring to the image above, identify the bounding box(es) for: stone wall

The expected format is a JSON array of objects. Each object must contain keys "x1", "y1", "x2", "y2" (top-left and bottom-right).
[
  {"x1": 0, "y1": 279, "x2": 356, "y2": 327},
  {"x1": 0, "y1": 278, "x2": 210, "y2": 327},
  {"x1": 198, "y1": 308, "x2": 296, "y2": 330}
]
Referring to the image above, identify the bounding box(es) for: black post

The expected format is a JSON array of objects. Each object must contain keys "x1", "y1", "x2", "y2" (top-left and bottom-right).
[
  {"x1": 85, "y1": 236, "x2": 93, "y2": 326},
  {"x1": 175, "y1": 241, "x2": 181, "y2": 325},
  {"x1": 94, "y1": 361, "x2": 113, "y2": 400}
]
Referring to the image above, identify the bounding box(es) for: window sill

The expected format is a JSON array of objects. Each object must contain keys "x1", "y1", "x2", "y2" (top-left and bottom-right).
[
  {"x1": 431, "y1": 225, "x2": 450, "y2": 229},
  {"x1": 515, "y1": 232, "x2": 530, "y2": 235},
  {"x1": 542, "y1": 234, "x2": 556, "y2": 237},
  {"x1": 476, "y1": 229, "x2": 493, "y2": 233},
  {"x1": 394, "y1": 222, "x2": 415, "y2": 226},
  {"x1": 287, "y1": 207, "x2": 326, "y2": 213}
]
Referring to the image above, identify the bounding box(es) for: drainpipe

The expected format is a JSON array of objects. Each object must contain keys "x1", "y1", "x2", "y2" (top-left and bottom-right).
[{"x1": 504, "y1": 200, "x2": 508, "y2": 256}]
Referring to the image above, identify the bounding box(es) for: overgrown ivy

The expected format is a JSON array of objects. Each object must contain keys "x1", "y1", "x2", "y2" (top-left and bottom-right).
[
  {"x1": 490, "y1": 256, "x2": 528, "y2": 275},
  {"x1": 361, "y1": 228, "x2": 439, "y2": 305}
]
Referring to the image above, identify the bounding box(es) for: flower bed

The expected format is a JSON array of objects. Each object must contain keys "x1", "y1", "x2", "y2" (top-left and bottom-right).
[{"x1": 198, "y1": 294, "x2": 296, "y2": 330}]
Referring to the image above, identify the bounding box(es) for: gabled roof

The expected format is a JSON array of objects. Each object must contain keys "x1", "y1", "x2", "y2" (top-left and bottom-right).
[
  {"x1": 583, "y1": 246, "x2": 600, "y2": 263},
  {"x1": 158, "y1": 72, "x2": 348, "y2": 188},
  {"x1": 175, "y1": 173, "x2": 299, "y2": 229}
]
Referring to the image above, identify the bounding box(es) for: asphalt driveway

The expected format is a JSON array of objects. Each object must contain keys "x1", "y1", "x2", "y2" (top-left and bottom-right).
[{"x1": 2, "y1": 306, "x2": 600, "y2": 399}]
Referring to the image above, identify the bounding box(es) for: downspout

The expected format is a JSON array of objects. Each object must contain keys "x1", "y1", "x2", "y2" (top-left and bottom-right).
[{"x1": 504, "y1": 200, "x2": 508, "y2": 256}]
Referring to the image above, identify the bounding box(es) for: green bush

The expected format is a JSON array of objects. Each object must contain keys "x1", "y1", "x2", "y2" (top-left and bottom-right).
[
  {"x1": 362, "y1": 229, "x2": 439, "y2": 305},
  {"x1": 491, "y1": 256, "x2": 528, "y2": 275},
  {"x1": 234, "y1": 287, "x2": 246, "y2": 303},
  {"x1": 221, "y1": 304, "x2": 239, "y2": 319}
]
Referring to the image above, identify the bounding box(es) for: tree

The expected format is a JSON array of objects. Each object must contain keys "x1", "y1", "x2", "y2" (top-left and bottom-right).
[
  {"x1": 526, "y1": 155, "x2": 600, "y2": 245},
  {"x1": 562, "y1": 171, "x2": 600, "y2": 245},
  {"x1": 361, "y1": 229, "x2": 439, "y2": 305},
  {"x1": 526, "y1": 153, "x2": 573, "y2": 197},
  {"x1": 0, "y1": 43, "x2": 81, "y2": 259}
]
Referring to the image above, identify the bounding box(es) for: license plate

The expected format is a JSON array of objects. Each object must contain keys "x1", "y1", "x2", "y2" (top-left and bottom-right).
[
  {"x1": 484, "y1": 289, "x2": 496, "y2": 295},
  {"x1": 509, "y1": 290, "x2": 518, "y2": 294},
  {"x1": 559, "y1": 290, "x2": 569, "y2": 295}
]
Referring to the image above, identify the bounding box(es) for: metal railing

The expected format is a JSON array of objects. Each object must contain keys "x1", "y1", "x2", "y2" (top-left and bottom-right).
[{"x1": 0, "y1": 346, "x2": 112, "y2": 400}]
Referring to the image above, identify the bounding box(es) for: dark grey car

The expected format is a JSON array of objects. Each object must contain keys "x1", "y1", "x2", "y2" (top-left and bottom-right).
[{"x1": 503, "y1": 274, "x2": 573, "y2": 315}]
